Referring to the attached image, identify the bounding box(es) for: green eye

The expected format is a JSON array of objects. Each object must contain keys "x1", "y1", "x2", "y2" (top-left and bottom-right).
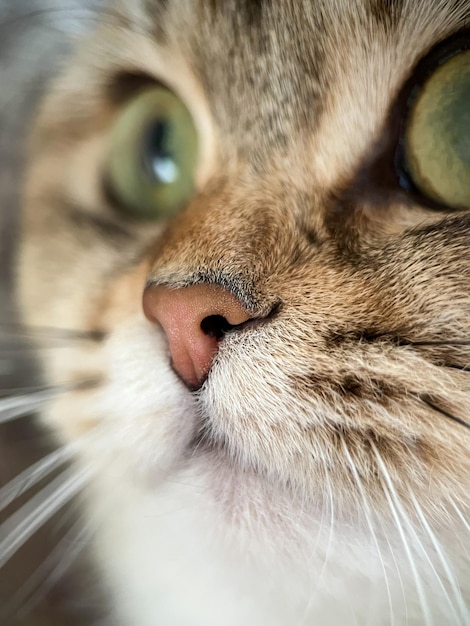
[
  {"x1": 107, "y1": 87, "x2": 199, "y2": 219},
  {"x1": 404, "y1": 49, "x2": 470, "y2": 210}
]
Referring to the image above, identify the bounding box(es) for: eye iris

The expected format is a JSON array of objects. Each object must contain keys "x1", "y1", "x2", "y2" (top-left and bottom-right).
[
  {"x1": 107, "y1": 87, "x2": 199, "y2": 219},
  {"x1": 405, "y1": 50, "x2": 470, "y2": 209}
]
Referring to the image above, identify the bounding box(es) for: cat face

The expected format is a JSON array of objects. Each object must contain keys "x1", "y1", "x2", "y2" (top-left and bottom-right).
[{"x1": 14, "y1": 0, "x2": 470, "y2": 621}]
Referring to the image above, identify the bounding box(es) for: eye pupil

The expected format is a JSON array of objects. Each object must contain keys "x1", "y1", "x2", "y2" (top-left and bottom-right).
[{"x1": 145, "y1": 121, "x2": 180, "y2": 185}]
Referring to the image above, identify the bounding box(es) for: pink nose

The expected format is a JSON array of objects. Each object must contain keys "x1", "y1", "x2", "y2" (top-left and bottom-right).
[{"x1": 143, "y1": 283, "x2": 251, "y2": 388}]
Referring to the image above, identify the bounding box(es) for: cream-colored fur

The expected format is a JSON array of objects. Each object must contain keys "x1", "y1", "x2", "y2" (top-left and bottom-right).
[{"x1": 16, "y1": 1, "x2": 470, "y2": 624}]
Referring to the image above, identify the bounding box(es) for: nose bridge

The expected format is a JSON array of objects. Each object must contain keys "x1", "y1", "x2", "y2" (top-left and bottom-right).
[
  {"x1": 149, "y1": 176, "x2": 305, "y2": 294},
  {"x1": 141, "y1": 176, "x2": 318, "y2": 388}
]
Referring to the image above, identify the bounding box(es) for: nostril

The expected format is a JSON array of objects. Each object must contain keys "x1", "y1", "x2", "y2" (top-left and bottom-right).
[
  {"x1": 143, "y1": 283, "x2": 253, "y2": 388},
  {"x1": 200, "y1": 315, "x2": 234, "y2": 339}
]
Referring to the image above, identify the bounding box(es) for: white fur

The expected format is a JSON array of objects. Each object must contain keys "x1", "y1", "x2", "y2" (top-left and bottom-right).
[{"x1": 73, "y1": 318, "x2": 469, "y2": 625}]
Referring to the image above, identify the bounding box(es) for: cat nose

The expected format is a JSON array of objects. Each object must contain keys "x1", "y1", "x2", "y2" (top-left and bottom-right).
[{"x1": 143, "y1": 284, "x2": 251, "y2": 389}]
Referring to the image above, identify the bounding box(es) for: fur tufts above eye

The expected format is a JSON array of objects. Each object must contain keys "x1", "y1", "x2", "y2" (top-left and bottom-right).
[
  {"x1": 106, "y1": 87, "x2": 199, "y2": 220},
  {"x1": 399, "y1": 35, "x2": 470, "y2": 211}
]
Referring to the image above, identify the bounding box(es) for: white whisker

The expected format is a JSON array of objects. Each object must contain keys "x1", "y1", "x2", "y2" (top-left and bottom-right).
[
  {"x1": 376, "y1": 464, "x2": 460, "y2": 623},
  {"x1": 309, "y1": 459, "x2": 335, "y2": 604},
  {"x1": 449, "y1": 498, "x2": 470, "y2": 534},
  {"x1": 371, "y1": 442, "x2": 434, "y2": 626},
  {"x1": 0, "y1": 385, "x2": 62, "y2": 396},
  {"x1": 0, "y1": 381, "x2": 99, "y2": 423},
  {"x1": 0, "y1": 467, "x2": 90, "y2": 569},
  {"x1": 0, "y1": 389, "x2": 57, "y2": 423},
  {"x1": 409, "y1": 490, "x2": 469, "y2": 624},
  {"x1": 0, "y1": 443, "x2": 77, "y2": 513},
  {"x1": 295, "y1": 464, "x2": 330, "y2": 626},
  {"x1": 4, "y1": 521, "x2": 90, "y2": 620},
  {"x1": 341, "y1": 438, "x2": 396, "y2": 626},
  {"x1": 376, "y1": 506, "x2": 409, "y2": 624}
]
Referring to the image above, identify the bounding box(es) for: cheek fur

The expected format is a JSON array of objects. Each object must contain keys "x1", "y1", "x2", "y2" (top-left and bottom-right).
[
  {"x1": 75, "y1": 319, "x2": 198, "y2": 477},
  {"x1": 9, "y1": 1, "x2": 470, "y2": 624}
]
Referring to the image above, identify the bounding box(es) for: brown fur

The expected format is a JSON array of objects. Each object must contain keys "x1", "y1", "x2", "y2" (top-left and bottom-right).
[{"x1": 14, "y1": 1, "x2": 470, "y2": 623}]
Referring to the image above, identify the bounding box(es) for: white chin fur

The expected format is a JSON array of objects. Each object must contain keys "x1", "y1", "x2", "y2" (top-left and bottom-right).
[
  {"x1": 70, "y1": 317, "x2": 468, "y2": 626},
  {"x1": 84, "y1": 316, "x2": 197, "y2": 477}
]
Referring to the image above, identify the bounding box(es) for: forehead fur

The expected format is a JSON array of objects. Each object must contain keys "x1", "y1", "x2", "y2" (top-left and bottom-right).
[{"x1": 132, "y1": 0, "x2": 470, "y2": 173}]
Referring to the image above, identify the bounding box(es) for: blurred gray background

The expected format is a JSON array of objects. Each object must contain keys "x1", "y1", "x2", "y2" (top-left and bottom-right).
[{"x1": 0, "y1": 3, "x2": 105, "y2": 624}]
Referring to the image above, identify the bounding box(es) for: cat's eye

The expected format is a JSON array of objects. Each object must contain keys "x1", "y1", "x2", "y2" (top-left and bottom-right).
[
  {"x1": 107, "y1": 87, "x2": 199, "y2": 219},
  {"x1": 403, "y1": 48, "x2": 470, "y2": 210}
]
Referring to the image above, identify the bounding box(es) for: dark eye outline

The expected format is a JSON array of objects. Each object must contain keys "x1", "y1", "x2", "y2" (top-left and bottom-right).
[{"x1": 394, "y1": 29, "x2": 470, "y2": 211}]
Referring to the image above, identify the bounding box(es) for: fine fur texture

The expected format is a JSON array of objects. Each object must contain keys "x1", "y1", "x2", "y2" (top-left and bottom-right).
[{"x1": 3, "y1": 1, "x2": 470, "y2": 624}]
